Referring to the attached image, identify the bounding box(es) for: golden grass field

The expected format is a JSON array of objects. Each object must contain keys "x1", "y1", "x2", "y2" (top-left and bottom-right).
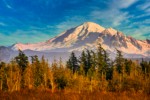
[{"x1": 0, "y1": 89, "x2": 150, "y2": 100}]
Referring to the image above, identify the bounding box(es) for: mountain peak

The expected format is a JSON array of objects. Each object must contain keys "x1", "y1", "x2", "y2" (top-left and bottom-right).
[
  {"x1": 102, "y1": 27, "x2": 117, "y2": 36},
  {"x1": 83, "y1": 22, "x2": 98, "y2": 25},
  {"x1": 80, "y1": 22, "x2": 105, "y2": 32},
  {"x1": 82, "y1": 22, "x2": 102, "y2": 27}
]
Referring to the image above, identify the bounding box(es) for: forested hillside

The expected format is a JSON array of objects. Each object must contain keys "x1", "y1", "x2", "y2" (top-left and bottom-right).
[{"x1": 0, "y1": 45, "x2": 150, "y2": 99}]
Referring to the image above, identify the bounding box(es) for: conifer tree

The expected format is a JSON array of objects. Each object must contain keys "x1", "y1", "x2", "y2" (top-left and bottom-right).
[
  {"x1": 15, "y1": 50, "x2": 28, "y2": 73},
  {"x1": 88, "y1": 50, "x2": 96, "y2": 79},
  {"x1": 31, "y1": 55, "x2": 39, "y2": 64},
  {"x1": 96, "y1": 44, "x2": 105, "y2": 79},
  {"x1": 32, "y1": 55, "x2": 43, "y2": 87},
  {"x1": 103, "y1": 50, "x2": 110, "y2": 68},
  {"x1": 66, "y1": 59, "x2": 72, "y2": 70},
  {"x1": 140, "y1": 59, "x2": 150, "y2": 75},
  {"x1": 124, "y1": 59, "x2": 132, "y2": 75},
  {"x1": 66, "y1": 52, "x2": 79, "y2": 73},
  {"x1": 86, "y1": 50, "x2": 92, "y2": 75},
  {"x1": 115, "y1": 49, "x2": 125, "y2": 74},
  {"x1": 103, "y1": 50, "x2": 111, "y2": 80},
  {"x1": 15, "y1": 50, "x2": 28, "y2": 88},
  {"x1": 79, "y1": 51, "x2": 87, "y2": 75}
]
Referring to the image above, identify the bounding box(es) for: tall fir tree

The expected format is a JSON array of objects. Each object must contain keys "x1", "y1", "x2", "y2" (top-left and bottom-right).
[
  {"x1": 115, "y1": 49, "x2": 125, "y2": 74},
  {"x1": 96, "y1": 44, "x2": 105, "y2": 79},
  {"x1": 15, "y1": 50, "x2": 28, "y2": 88},
  {"x1": 140, "y1": 59, "x2": 150, "y2": 75},
  {"x1": 87, "y1": 50, "x2": 96, "y2": 79},
  {"x1": 79, "y1": 51, "x2": 87, "y2": 75},
  {"x1": 32, "y1": 55, "x2": 44, "y2": 87},
  {"x1": 103, "y1": 50, "x2": 112, "y2": 80},
  {"x1": 15, "y1": 50, "x2": 28, "y2": 73},
  {"x1": 86, "y1": 50, "x2": 92, "y2": 75},
  {"x1": 124, "y1": 59, "x2": 132, "y2": 75},
  {"x1": 66, "y1": 52, "x2": 79, "y2": 74}
]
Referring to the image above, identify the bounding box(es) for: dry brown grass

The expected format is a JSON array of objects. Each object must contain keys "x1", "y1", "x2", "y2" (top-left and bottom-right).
[{"x1": 0, "y1": 89, "x2": 149, "y2": 100}]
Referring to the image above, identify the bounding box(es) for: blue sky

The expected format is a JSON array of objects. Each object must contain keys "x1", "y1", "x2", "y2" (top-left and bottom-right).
[{"x1": 0, "y1": 0, "x2": 150, "y2": 46}]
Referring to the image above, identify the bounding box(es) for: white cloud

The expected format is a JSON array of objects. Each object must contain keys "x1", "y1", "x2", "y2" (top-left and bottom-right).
[
  {"x1": 91, "y1": 9, "x2": 129, "y2": 26},
  {"x1": 134, "y1": 13, "x2": 150, "y2": 18},
  {"x1": 89, "y1": 0, "x2": 149, "y2": 40},
  {"x1": 111, "y1": 0, "x2": 138, "y2": 9},
  {"x1": 145, "y1": 8, "x2": 150, "y2": 12},
  {"x1": 3, "y1": 0, "x2": 12, "y2": 9},
  {"x1": 0, "y1": 22, "x2": 6, "y2": 26},
  {"x1": 138, "y1": 2, "x2": 150, "y2": 10},
  {"x1": 132, "y1": 19, "x2": 150, "y2": 25},
  {"x1": 54, "y1": 16, "x2": 86, "y2": 32},
  {"x1": 0, "y1": 30, "x2": 51, "y2": 46},
  {"x1": 90, "y1": 0, "x2": 138, "y2": 27},
  {"x1": 137, "y1": 0, "x2": 150, "y2": 12},
  {"x1": 124, "y1": 26, "x2": 150, "y2": 40}
]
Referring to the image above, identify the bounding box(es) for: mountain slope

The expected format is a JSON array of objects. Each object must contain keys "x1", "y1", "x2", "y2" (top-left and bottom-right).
[
  {"x1": 0, "y1": 46, "x2": 13, "y2": 62},
  {"x1": 10, "y1": 22, "x2": 150, "y2": 57}
]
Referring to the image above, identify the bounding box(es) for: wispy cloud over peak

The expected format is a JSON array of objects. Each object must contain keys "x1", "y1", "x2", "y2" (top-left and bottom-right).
[
  {"x1": 136, "y1": 0, "x2": 150, "y2": 13},
  {"x1": 2, "y1": 0, "x2": 13, "y2": 9},
  {"x1": 110, "y1": 0, "x2": 138, "y2": 9},
  {"x1": 0, "y1": 22, "x2": 6, "y2": 26},
  {"x1": 90, "y1": 9, "x2": 128, "y2": 27},
  {"x1": 90, "y1": 0, "x2": 134, "y2": 27}
]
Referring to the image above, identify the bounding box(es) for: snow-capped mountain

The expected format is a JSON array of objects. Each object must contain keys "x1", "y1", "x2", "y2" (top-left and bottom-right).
[
  {"x1": 10, "y1": 22, "x2": 150, "y2": 58},
  {"x1": 11, "y1": 22, "x2": 105, "y2": 51}
]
